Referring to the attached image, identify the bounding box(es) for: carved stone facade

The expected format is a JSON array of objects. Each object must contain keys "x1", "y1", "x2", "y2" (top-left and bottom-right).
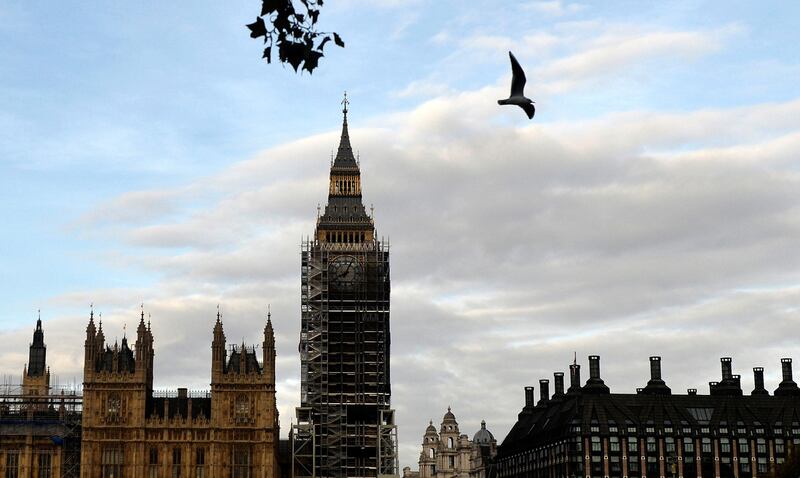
[
  {"x1": 403, "y1": 408, "x2": 497, "y2": 478},
  {"x1": 80, "y1": 310, "x2": 279, "y2": 478}
]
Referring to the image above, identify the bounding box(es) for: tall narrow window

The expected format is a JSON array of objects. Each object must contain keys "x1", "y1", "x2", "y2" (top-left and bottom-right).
[
  {"x1": 196, "y1": 448, "x2": 206, "y2": 478},
  {"x1": 37, "y1": 452, "x2": 52, "y2": 478},
  {"x1": 172, "y1": 448, "x2": 182, "y2": 478},
  {"x1": 233, "y1": 447, "x2": 250, "y2": 478},
  {"x1": 6, "y1": 451, "x2": 20, "y2": 478},
  {"x1": 148, "y1": 447, "x2": 158, "y2": 478},
  {"x1": 101, "y1": 447, "x2": 123, "y2": 478}
]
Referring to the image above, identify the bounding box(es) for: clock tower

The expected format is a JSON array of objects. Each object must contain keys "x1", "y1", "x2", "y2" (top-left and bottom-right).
[{"x1": 294, "y1": 95, "x2": 398, "y2": 478}]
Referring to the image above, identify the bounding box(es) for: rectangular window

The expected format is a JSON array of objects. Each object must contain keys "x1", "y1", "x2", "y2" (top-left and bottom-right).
[
  {"x1": 665, "y1": 437, "x2": 675, "y2": 453},
  {"x1": 721, "y1": 438, "x2": 731, "y2": 454},
  {"x1": 591, "y1": 436, "x2": 601, "y2": 452},
  {"x1": 196, "y1": 448, "x2": 205, "y2": 478},
  {"x1": 683, "y1": 437, "x2": 694, "y2": 453},
  {"x1": 628, "y1": 437, "x2": 638, "y2": 452},
  {"x1": 757, "y1": 439, "x2": 766, "y2": 454},
  {"x1": 739, "y1": 440, "x2": 750, "y2": 454},
  {"x1": 5, "y1": 451, "x2": 20, "y2": 478},
  {"x1": 233, "y1": 447, "x2": 250, "y2": 478},
  {"x1": 37, "y1": 452, "x2": 52, "y2": 478},
  {"x1": 172, "y1": 448, "x2": 182, "y2": 478},
  {"x1": 646, "y1": 437, "x2": 657, "y2": 453},
  {"x1": 776, "y1": 439, "x2": 785, "y2": 454},
  {"x1": 102, "y1": 447, "x2": 123, "y2": 478},
  {"x1": 610, "y1": 436, "x2": 620, "y2": 452},
  {"x1": 148, "y1": 447, "x2": 159, "y2": 478},
  {"x1": 702, "y1": 438, "x2": 712, "y2": 454}
]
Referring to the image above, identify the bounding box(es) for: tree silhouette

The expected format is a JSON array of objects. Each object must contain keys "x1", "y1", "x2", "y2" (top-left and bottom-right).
[{"x1": 246, "y1": 0, "x2": 344, "y2": 74}]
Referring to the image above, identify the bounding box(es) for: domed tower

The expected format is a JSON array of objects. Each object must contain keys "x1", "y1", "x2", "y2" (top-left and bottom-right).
[
  {"x1": 470, "y1": 421, "x2": 498, "y2": 478},
  {"x1": 438, "y1": 407, "x2": 461, "y2": 476},
  {"x1": 419, "y1": 421, "x2": 440, "y2": 478},
  {"x1": 295, "y1": 94, "x2": 396, "y2": 478}
]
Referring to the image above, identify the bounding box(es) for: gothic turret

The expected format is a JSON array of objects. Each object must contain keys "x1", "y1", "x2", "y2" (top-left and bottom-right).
[
  {"x1": 211, "y1": 310, "x2": 227, "y2": 378},
  {"x1": 27, "y1": 315, "x2": 46, "y2": 377},
  {"x1": 263, "y1": 308, "x2": 276, "y2": 385},
  {"x1": 22, "y1": 314, "x2": 50, "y2": 400}
]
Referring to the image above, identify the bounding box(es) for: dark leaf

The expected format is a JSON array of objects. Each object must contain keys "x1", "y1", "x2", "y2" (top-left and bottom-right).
[
  {"x1": 318, "y1": 36, "x2": 331, "y2": 51},
  {"x1": 333, "y1": 32, "x2": 345, "y2": 48},
  {"x1": 318, "y1": 0, "x2": 324, "y2": 5},
  {"x1": 295, "y1": 13, "x2": 305, "y2": 23},
  {"x1": 279, "y1": 41, "x2": 305, "y2": 71},
  {"x1": 308, "y1": 9, "x2": 319, "y2": 24},
  {"x1": 263, "y1": 46, "x2": 272, "y2": 63},
  {"x1": 261, "y1": 0, "x2": 282, "y2": 16},
  {"x1": 246, "y1": 17, "x2": 267, "y2": 39},
  {"x1": 303, "y1": 50, "x2": 324, "y2": 73},
  {"x1": 273, "y1": 11, "x2": 291, "y2": 33}
]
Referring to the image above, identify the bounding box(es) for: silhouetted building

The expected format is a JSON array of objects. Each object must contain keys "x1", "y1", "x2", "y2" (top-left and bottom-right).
[
  {"x1": 496, "y1": 355, "x2": 800, "y2": 478},
  {"x1": 403, "y1": 408, "x2": 497, "y2": 478},
  {"x1": 293, "y1": 96, "x2": 398, "y2": 478}
]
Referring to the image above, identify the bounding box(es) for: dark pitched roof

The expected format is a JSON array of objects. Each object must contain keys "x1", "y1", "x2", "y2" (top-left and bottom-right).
[{"x1": 498, "y1": 392, "x2": 800, "y2": 458}]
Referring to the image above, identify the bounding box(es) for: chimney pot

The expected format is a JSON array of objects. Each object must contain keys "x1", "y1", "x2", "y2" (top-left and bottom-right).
[
  {"x1": 524, "y1": 386, "x2": 534, "y2": 408},
  {"x1": 649, "y1": 356, "x2": 662, "y2": 380},
  {"x1": 589, "y1": 355, "x2": 601, "y2": 379},
  {"x1": 721, "y1": 357, "x2": 733, "y2": 380},
  {"x1": 554, "y1": 372, "x2": 565, "y2": 396},
  {"x1": 539, "y1": 379, "x2": 550, "y2": 405},
  {"x1": 782, "y1": 358, "x2": 793, "y2": 382},
  {"x1": 688, "y1": 389, "x2": 697, "y2": 395},
  {"x1": 752, "y1": 367, "x2": 767, "y2": 395}
]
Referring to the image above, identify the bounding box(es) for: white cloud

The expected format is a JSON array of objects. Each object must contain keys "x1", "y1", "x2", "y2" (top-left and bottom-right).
[{"x1": 4, "y1": 86, "x2": 799, "y2": 468}]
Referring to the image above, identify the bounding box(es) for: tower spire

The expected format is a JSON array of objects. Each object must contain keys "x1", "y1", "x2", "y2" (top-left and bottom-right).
[{"x1": 332, "y1": 92, "x2": 357, "y2": 170}]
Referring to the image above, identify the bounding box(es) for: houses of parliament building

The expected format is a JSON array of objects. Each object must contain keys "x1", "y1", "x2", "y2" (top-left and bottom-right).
[
  {"x1": 0, "y1": 100, "x2": 396, "y2": 478},
  {"x1": 0, "y1": 308, "x2": 280, "y2": 478}
]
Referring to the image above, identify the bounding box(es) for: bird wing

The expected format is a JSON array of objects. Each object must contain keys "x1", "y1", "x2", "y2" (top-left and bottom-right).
[
  {"x1": 520, "y1": 102, "x2": 535, "y2": 120},
  {"x1": 508, "y1": 51, "x2": 527, "y2": 97}
]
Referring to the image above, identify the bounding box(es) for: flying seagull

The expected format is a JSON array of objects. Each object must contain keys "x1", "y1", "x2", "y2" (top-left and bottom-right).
[{"x1": 498, "y1": 51, "x2": 535, "y2": 119}]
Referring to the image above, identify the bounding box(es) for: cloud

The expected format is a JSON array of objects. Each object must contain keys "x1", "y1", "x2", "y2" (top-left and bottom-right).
[
  {"x1": 523, "y1": 1, "x2": 585, "y2": 17},
  {"x1": 4, "y1": 85, "x2": 799, "y2": 469}
]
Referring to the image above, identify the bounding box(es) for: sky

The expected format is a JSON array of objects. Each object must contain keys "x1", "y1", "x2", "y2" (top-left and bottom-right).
[{"x1": 1, "y1": 0, "x2": 800, "y2": 469}]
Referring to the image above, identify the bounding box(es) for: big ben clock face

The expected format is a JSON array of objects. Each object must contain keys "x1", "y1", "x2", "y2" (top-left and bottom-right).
[{"x1": 331, "y1": 255, "x2": 361, "y2": 288}]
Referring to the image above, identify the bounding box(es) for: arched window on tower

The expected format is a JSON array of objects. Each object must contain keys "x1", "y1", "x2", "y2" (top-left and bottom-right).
[{"x1": 448, "y1": 437, "x2": 454, "y2": 448}]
